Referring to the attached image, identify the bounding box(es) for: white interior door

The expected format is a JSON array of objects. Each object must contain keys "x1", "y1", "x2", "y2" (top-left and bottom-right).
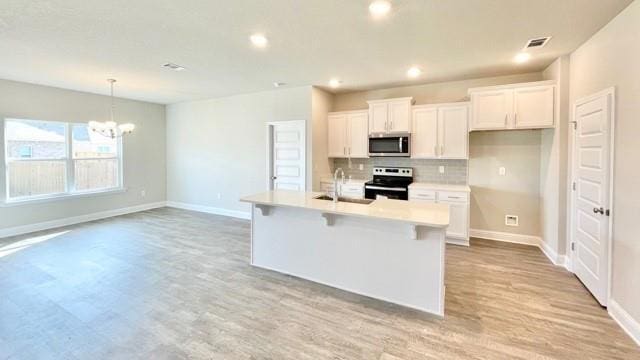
[
  {"x1": 571, "y1": 90, "x2": 613, "y2": 306},
  {"x1": 271, "y1": 121, "x2": 306, "y2": 191}
]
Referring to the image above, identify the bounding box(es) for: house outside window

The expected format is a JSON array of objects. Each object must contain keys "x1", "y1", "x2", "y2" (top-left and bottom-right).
[{"x1": 4, "y1": 118, "x2": 122, "y2": 201}]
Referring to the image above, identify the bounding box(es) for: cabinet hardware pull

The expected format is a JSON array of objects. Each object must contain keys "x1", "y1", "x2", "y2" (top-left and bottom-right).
[
  {"x1": 440, "y1": 145, "x2": 444, "y2": 156},
  {"x1": 434, "y1": 145, "x2": 438, "y2": 156},
  {"x1": 504, "y1": 114, "x2": 508, "y2": 126}
]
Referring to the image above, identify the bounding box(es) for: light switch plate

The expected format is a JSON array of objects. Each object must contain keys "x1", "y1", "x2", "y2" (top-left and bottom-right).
[
  {"x1": 499, "y1": 167, "x2": 506, "y2": 176},
  {"x1": 439, "y1": 166, "x2": 445, "y2": 174},
  {"x1": 359, "y1": 164, "x2": 364, "y2": 170}
]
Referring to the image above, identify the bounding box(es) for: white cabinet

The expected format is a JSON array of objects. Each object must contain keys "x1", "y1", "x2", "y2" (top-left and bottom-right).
[
  {"x1": 367, "y1": 97, "x2": 413, "y2": 134},
  {"x1": 439, "y1": 201, "x2": 468, "y2": 240},
  {"x1": 327, "y1": 110, "x2": 369, "y2": 158},
  {"x1": 412, "y1": 103, "x2": 468, "y2": 159},
  {"x1": 513, "y1": 85, "x2": 555, "y2": 129},
  {"x1": 409, "y1": 186, "x2": 470, "y2": 245},
  {"x1": 469, "y1": 81, "x2": 555, "y2": 131},
  {"x1": 320, "y1": 181, "x2": 364, "y2": 199},
  {"x1": 470, "y1": 90, "x2": 512, "y2": 130}
]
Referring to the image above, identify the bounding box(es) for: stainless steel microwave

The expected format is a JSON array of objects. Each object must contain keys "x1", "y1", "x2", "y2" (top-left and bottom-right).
[{"x1": 368, "y1": 134, "x2": 410, "y2": 157}]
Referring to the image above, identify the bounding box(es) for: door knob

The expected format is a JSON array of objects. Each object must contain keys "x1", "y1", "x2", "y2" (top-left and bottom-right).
[
  {"x1": 271, "y1": 176, "x2": 277, "y2": 180},
  {"x1": 593, "y1": 207, "x2": 604, "y2": 215}
]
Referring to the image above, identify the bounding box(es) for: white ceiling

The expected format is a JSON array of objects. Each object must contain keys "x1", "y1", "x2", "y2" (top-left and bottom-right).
[{"x1": 0, "y1": 0, "x2": 633, "y2": 104}]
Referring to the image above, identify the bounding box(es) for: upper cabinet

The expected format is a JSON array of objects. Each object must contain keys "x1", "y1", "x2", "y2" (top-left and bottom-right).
[
  {"x1": 469, "y1": 81, "x2": 555, "y2": 131},
  {"x1": 327, "y1": 110, "x2": 369, "y2": 158},
  {"x1": 367, "y1": 97, "x2": 413, "y2": 135},
  {"x1": 412, "y1": 103, "x2": 469, "y2": 159}
]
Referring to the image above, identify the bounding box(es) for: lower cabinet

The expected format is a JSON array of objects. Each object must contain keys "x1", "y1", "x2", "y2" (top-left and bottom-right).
[
  {"x1": 320, "y1": 181, "x2": 364, "y2": 199},
  {"x1": 409, "y1": 188, "x2": 470, "y2": 245}
]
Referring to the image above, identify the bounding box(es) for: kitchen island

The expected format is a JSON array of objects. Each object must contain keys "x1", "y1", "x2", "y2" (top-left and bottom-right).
[{"x1": 240, "y1": 190, "x2": 450, "y2": 316}]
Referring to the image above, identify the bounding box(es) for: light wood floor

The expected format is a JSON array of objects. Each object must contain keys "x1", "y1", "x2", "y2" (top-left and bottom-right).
[{"x1": 0, "y1": 208, "x2": 638, "y2": 359}]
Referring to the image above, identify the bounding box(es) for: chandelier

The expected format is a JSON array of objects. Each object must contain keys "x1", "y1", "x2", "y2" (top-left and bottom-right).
[{"x1": 88, "y1": 79, "x2": 135, "y2": 139}]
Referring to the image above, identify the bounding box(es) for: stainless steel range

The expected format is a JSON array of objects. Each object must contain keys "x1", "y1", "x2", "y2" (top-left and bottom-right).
[{"x1": 364, "y1": 167, "x2": 413, "y2": 200}]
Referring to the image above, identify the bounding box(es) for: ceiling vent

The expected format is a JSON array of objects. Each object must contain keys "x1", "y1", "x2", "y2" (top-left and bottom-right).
[
  {"x1": 525, "y1": 37, "x2": 551, "y2": 49},
  {"x1": 162, "y1": 63, "x2": 186, "y2": 71}
]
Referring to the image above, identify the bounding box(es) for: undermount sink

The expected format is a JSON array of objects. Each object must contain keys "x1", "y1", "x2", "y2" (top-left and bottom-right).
[{"x1": 314, "y1": 195, "x2": 374, "y2": 205}]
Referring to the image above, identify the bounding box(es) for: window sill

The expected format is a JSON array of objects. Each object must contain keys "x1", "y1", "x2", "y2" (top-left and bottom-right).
[{"x1": 1, "y1": 188, "x2": 128, "y2": 207}]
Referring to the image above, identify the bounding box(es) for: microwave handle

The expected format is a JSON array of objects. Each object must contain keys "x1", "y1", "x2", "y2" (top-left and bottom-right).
[{"x1": 399, "y1": 138, "x2": 403, "y2": 153}]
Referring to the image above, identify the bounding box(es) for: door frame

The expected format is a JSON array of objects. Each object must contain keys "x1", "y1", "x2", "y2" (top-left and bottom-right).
[
  {"x1": 265, "y1": 120, "x2": 306, "y2": 191},
  {"x1": 567, "y1": 87, "x2": 615, "y2": 306}
]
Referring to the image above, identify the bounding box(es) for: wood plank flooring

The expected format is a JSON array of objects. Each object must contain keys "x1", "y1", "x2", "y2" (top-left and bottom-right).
[{"x1": 0, "y1": 207, "x2": 638, "y2": 359}]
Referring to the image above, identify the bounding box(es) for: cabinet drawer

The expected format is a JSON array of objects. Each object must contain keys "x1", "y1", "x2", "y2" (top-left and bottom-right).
[
  {"x1": 409, "y1": 189, "x2": 436, "y2": 201},
  {"x1": 342, "y1": 184, "x2": 364, "y2": 193},
  {"x1": 437, "y1": 191, "x2": 468, "y2": 203}
]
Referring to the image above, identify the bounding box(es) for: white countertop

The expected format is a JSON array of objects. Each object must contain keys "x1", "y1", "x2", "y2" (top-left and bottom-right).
[
  {"x1": 240, "y1": 190, "x2": 449, "y2": 228},
  {"x1": 409, "y1": 182, "x2": 471, "y2": 193}
]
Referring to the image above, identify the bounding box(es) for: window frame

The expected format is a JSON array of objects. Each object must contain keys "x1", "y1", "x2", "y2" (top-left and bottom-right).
[{"x1": 3, "y1": 118, "x2": 124, "y2": 204}]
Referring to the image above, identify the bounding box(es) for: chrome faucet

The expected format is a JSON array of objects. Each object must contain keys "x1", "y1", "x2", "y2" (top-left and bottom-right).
[{"x1": 333, "y1": 168, "x2": 345, "y2": 203}]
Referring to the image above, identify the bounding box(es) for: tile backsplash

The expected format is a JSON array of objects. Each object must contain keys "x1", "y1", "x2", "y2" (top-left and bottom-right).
[{"x1": 331, "y1": 158, "x2": 468, "y2": 184}]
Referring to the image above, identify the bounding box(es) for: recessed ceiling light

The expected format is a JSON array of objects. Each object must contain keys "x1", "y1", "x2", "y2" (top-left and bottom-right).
[
  {"x1": 514, "y1": 52, "x2": 531, "y2": 64},
  {"x1": 273, "y1": 82, "x2": 286, "y2": 88},
  {"x1": 250, "y1": 33, "x2": 268, "y2": 48},
  {"x1": 369, "y1": 1, "x2": 392, "y2": 17},
  {"x1": 328, "y1": 79, "x2": 342, "y2": 88},
  {"x1": 162, "y1": 63, "x2": 186, "y2": 71},
  {"x1": 407, "y1": 66, "x2": 422, "y2": 78}
]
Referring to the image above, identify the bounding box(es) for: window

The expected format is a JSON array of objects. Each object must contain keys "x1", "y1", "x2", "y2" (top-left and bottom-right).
[{"x1": 4, "y1": 119, "x2": 122, "y2": 202}]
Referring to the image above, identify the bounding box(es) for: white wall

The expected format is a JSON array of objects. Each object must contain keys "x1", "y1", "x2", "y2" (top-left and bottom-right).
[
  {"x1": 0, "y1": 79, "x2": 166, "y2": 230},
  {"x1": 540, "y1": 56, "x2": 571, "y2": 259},
  {"x1": 569, "y1": 0, "x2": 640, "y2": 326},
  {"x1": 166, "y1": 86, "x2": 312, "y2": 215},
  {"x1": 311, "y1": 87, "x2": 334, "y2": 190}
]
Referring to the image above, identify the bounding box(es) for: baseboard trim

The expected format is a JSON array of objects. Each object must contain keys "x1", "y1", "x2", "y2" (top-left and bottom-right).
[
  {"x1": 470, "y1": 228, "x2": 541, "y2": 246},
  {"x1": 0, "y1": 202, "x2": 166, "y2": 239},
  {"x1": 609, "y1": 299, "x2": 640, "y2": 346},
  {"x1": 166, "y1": 201, "x2": 251, "y2": 220},
  {"x1": 470, "y1": 228, "x2": 567, "y2": 267},
  {"x1": 446, "y1": 238, "x2": 470, "y2": 247}
]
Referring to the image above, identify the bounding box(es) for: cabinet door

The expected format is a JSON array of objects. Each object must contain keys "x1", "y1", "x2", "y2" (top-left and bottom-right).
[
  {"x1": 470, "y1": 90, "x2": 513, "y2": 130},
  {"x1": 411, "y1": 107, "x2": 438, "y2": 158},
  {"x1": 388, "y1": 100, "x2": 411, "y2": 133},
  {"x1": 369, "y1": 103, "x2": 388, "y2": 134},
  {"x1": 513, "y1": 85, "x2": 555, "y2": 128},
  {"x1": 347, "y1": 112, "x2": 369, "y2": 158},
  {"x1": 327, "y1": 114, "x2": 347, "y2": 158},
  {"x1": 440, "y1": 201, "x2": 468, "y2": 239},
  {"x1": 438, "y1": 105, "x2": 468, "y2": 159}
]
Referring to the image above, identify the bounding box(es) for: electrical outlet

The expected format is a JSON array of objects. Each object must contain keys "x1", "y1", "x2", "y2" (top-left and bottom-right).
[
  {"x1": 505, "y1": 215, "x2": 519, "y2": 226},
  {"x1": 439, "y1": 166, "x2": 445, "y2": 174},
  {"x1": 499, "y1": 167, "x2": 506, "y2": 176},
  {"x1": 140, "y1": 189, "x2": 146, "y2": 198},
  {"x1": 217, "y1": 193, "x2": 221, "y2": 199},
  {"x1": 359, "y1": 164, "x2": 364, "y2": 171}
]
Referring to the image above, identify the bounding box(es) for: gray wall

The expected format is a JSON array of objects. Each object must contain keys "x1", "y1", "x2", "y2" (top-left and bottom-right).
[
  {"x1": 569, "y1": 0, "x2": 640, "y2": 323},
  {"x1": 332, "y1": 72, "x2": 545, "y2": 237},
  {"x1": 166, "y1": 86, "x2": 312, "y2": 214},
  {"x1": 0, "y1": 79, "x2": 167, "y2": 230}
]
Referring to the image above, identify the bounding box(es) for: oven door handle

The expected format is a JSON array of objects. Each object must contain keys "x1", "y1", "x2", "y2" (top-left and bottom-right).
[{"x1": 365, "y1": 185, "x2": 406, "y2": 192}]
